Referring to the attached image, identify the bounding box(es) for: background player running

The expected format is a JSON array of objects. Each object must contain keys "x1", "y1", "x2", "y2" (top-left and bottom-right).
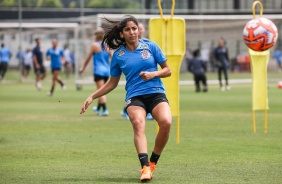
[
  {"x1": 80, "y1": 29, "x2": 111, "y2": 116},
  {"x1": 46, "y1": 39, "x2": 66, "y2": 96},
  {"x1": 33, "y1": 38, "x2": 46, "y2": 90}
]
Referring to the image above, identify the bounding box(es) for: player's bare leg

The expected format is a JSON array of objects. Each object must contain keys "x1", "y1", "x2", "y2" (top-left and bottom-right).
[{"x1": 127, "y1": 106, "x2": 151, "y2": 181}]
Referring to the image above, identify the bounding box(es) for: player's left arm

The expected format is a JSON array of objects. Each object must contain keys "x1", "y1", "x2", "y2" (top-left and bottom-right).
[{"x1": 139, "y1": 61, "x2": 171, "y2": 81}]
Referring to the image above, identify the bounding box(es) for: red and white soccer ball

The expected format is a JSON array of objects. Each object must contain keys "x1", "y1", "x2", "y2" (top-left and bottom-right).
[{"x1": 243, "y1": 17, "x2": 278, "y2": 52}]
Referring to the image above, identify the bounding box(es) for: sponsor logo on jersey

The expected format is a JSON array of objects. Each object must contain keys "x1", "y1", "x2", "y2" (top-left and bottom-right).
[
  {"x1": 140, "y1": 50, "x2": 150, "y2": 59},
  {"x1": 118, "y1": 50, "x2": 125, "y2": 56},
  {"x1": 139, "y1": 44, "x2": 148, "y2": 49}
]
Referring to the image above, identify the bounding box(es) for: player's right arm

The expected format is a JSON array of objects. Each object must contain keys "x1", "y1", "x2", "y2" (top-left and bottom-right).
[
  {"x1": 80, "y1": 76, "x2": 120, "y2": 114},
  {"x1": 79, "y1": 43, "x2": 99, "y2": 73}
]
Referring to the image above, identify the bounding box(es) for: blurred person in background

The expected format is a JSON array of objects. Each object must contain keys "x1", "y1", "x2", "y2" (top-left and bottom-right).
[
  {"x1": 272, "y1": 46, "x2": 282, "y2": 71},
  {"x1": 70, "y1": 50, "x2": 76, "y2": 74},
  {"x1": 0, "y1": 43, "x2": 12, "y2": 81},
  {"x1": 16, "y1": 46, "x2": 25, "y2": 77},
  {"x1": 63, "y1": 44, "x2": 72, "y2": 78},
  {"x1": 79, "y1": 29, "x2": 111, "y2": 116},
  {"x1": 22, "y1": 48, "x2": 32, "y2": 78},
  {"x1": 33, "y1": 38, "x2": 46, "y2": 90},
  {"x1": 214, "y1": 37, "x2": 231, "y2": 91},
  {"x1": 46, "y1": 39, "x2": 66, "y2": 96},
  {"x1": 188, "y1": 49, "x2": 208, "y2": 92}
]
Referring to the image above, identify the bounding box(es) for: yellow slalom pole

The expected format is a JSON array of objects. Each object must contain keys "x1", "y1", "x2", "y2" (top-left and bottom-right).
[
  {"x1": 176, "y1": 116, "x2": 180, "y2": 144},
  {"x1": 264, "y1": 110, "x2": 268, "y2": 133},
  {"x1": 252, "y1": 111, "x2": 256, "y2": 133},
  {"x1": 156, "y1": 123, "x2": 159, "y2": 133}
]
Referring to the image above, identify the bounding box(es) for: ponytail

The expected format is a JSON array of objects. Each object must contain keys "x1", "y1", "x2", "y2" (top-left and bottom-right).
[{"x1": 102, "y1": 15, "x2": 138, "y2": 50}]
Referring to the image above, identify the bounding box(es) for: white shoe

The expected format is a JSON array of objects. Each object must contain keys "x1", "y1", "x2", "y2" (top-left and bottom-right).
[
  {"x1": 47, "y1": 91, "x2": 52, "y2": 96},
  {"x1": 226, "y1": 86, "x2": 231, "y2": 91},
  {"x1": 220, "y1": 86, "x2": 225, "y2": 91},
  {"x1": 36, "y1": 81, "x2": 42, "y2": 90},
  {"x1": 62, "y1": 85, "x2": 67, "y2": 91}
]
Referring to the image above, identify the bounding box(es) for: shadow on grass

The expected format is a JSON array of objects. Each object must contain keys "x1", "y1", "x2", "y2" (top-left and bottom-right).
[{"x1": 43, "y1": 177, "x2": 138, "y2": 183}]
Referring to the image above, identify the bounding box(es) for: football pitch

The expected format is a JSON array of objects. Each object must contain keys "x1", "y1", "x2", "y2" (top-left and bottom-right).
[{"x1": 0, "y1": 72, "x2": 281, "y2": 184}]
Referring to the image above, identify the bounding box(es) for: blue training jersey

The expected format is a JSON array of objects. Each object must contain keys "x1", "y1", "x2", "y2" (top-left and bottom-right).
[
  {"x1": 46, "y1": 47, "x2": 64, "y2": 69},
  {"x1": 0, "y1": 47, "x2": 12, "y2": 63},
  {"x1": 111, "y1": 39, "x2": 167, "y2": 100},
  {"x1": 272, "y1": 50, "x2": 282, "y2": 63},
  {"x1": 93, "y1": 42, "x2": 110, "y2": 76}
]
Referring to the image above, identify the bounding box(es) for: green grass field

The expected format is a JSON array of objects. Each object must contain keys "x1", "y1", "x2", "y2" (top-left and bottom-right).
[{"x1": 0, "y1": 71, "x2": 282, "y2": 183}]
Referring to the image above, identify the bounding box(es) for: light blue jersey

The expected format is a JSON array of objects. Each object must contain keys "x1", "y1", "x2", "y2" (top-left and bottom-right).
[
  {"x1": 272, "y1": 50, "x2": 282, "y2": 64},
  {"x1": 0, "y1": 47, "x2": 12, "y2": 63},
  {"x1": 93, "y1": 42, "x2": 110, "y2": 77},
  {"x1": 111, "y1": 39, "x2": 167, "y2": 100},
  {"x1": 46, "y1": 47, "x2": 64, "y2": 69}
]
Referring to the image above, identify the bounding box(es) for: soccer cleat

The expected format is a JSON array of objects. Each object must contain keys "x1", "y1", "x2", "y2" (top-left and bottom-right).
[
  {"x1": 149, "y1": 161, "x2": 156, "y2": 178},
  {"x1": 220, "y1": 86, "x2": 225, "y2": 91},
  {"x1": 120, "y1": 109, "x2": 129, "y2": 120},
  {"x1": 99, "y1": 109, "x2": 109, "y2": 116},
  {"x1": 92, "y1": 106, "x2": 100, "y2": 115},
  {"x1": 62, "y1": 85, "x2": 67, "y2": 91},
  {"x1": 140, "y1": 166, "x2": 152, "y2": 182}
]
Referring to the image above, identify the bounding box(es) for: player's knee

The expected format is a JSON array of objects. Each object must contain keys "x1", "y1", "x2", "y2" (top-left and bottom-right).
[
  {"x1": 159, "y1": 118, "x2": 171, "y2": 132},
  {"x1": 131, "y1": 118, "x2": 145, "y2": 133}
]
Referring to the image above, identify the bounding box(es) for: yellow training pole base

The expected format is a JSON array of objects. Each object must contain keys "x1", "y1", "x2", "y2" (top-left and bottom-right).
[
  {"x1": 252, "y1": 111, "x2": 256, "y2": 133},
  {"x1": 176, "y1": 116, "x2": 180, "y2": 144},
  {"x1": 264, "y1": 110, "x2": 268, "y2": 133}
]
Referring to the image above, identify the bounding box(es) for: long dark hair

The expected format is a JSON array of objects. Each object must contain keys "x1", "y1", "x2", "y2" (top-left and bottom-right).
[{"x1": 102, "y1": 15, "x2": 139, "y2": 50}]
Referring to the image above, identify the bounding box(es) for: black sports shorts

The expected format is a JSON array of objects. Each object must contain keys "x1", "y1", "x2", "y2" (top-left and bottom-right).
[
  {"x1": 34, "y1": 64, "x2": 46, "y2": 74},
  {"x1": 51, "y1": 68, "x2": 61, "y2": 73},
  {"x1": 125, "y1": 93, "x2": 169, "y2": 114},
  {"x1": 94, "y1": 74, "x2": 109, "y2": 82}
]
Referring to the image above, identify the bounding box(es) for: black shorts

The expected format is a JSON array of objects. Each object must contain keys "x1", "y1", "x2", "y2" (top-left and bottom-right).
[
  {"x1": 24, "y1": 65, "x2": 31, "y2": 70},
  {"x1": 51, "y1": 68, "x2": 61, "y2": 73},
  {"x1": 94, "y1": 74, "x2": 109, "y2": 82},
  {"x1": 34, "y1": 64, "x2": 46, "y2": 75},
  {"x1": 125, "y1": 93, "x2": 169, "y2": 114}
]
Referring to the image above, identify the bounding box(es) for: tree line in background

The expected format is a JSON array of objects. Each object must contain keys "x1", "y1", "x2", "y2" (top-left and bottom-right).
[{"x1": 0, "y1": 0, "x2": 142, "y2": 8}]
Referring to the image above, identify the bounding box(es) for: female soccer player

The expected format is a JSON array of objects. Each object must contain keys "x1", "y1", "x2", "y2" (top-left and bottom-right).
[
  {"x1": 80, "y1": 29, "x2": 111, "y2": 116},
  {"x1": 80, "y1": 15, "x2": 172, "y2": 182},
  {"x1": 46, "y1": 39, "x2": 66, "y2": 96}
]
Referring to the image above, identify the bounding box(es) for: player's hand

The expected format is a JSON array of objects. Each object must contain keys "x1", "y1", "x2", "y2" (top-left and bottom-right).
[
  {"x1": 36, "y1": 64, "x2": 40, "y2": 69},
  {"x1": 139, "y1": 71, "x2": 156, "y2": 81},
  {"x1": 80, "y1": 96, "x2": 93, "y2": 114},
  {"x1": 79, "y1": 67, "x2": 85, "y2": 74}
]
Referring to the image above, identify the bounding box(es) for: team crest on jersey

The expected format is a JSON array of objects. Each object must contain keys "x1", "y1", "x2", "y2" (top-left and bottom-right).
[
  {"x1": 140, "y1": 50, "x2": 150, "y2": 59},
  {"x1": 139, "y1": 44, "x2": 148, "y2": 49},
  {"x1": 118, "y1": 50, "x2": 125, "y2": 56}
]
